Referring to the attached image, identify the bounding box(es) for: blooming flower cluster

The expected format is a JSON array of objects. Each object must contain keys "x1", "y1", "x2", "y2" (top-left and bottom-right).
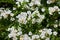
[
  {"x1": 47, "y1": 0, "x2": 56, "y2": 4},
  {"x1": 48, "y1": 6, "x2": 60, "y2": 15},
  {"x1": 0, "y1": 0, "x2": 60, "y2": 40},
  {"x1": 16, "y1": 10, "x2": 45, "y2": 24},
  {"x1": 8, "y1": 27, "x2": 22, "y2": 40},
  {"x1": 8, "y1": 27, "x2": 58, "y2": 40},
  {"x1": 0, "y1": 8, "x2": 14, "y2": 19}
]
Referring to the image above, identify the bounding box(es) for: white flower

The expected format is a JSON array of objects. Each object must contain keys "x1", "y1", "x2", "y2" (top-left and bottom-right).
[
  {"x1": 39, "y1": 30, "x2": 43, "y2": 32},
  {"x1": 24, "y1": 0, "x2": 29, "y2": 2},
  {"x1": 40, "y1": 34, "x2": 45, "y2": 39},
  {"x1": 8, "y1": 31, "x2": 17, "y2": 38},
  {"x1": 16, "y1": 12, "x2": 27, "y2": 24},
  {"x1": 0, "y1": 9, "x2": 14, "y2": 18},
  {"x1": 28, "y1": 31, "x2": 32, "y2": 35},
  {"x1": 32, "y1": 35, "x2": 39, "y2": 39},
  {"x1": 48, "y1": 7, "x2": 55, "y2": 15},
  {"x1": 13, "y1": 37, "x2": 17, "y2": 40},
  {"x1": 18, "y1": 17, "x2": 27, "y2": 24},
  {"x1": 43, "y1": 28, "x2": 47, "y2": 31},
  {"x1": 4, "y1": 9, "x2": 12, "y2": 14},
  {"x1": 47, "y1": 0, "x2": 55, "y2": 4},
  {"x1": 20, "y1": 35, "x2": 24, "y2": 40},
  {"x1": 29, "y1": 0, "x2": 41, "y2": 6},
  {"x1": 58, "y1": 12, "x2": 60, "y2": 14},
  {"x1": 39, "y1": 28, "x2": 52, "y2": 39},
  {"x1": 32, "y1": 10, "x2": 40, "y2": 18},
  {"x1": 28, "y1": 37, "x2": 32, "y2": 40},
  {"x1": 16, "y1": 0, "x2": 23, "y2": 3},
  {"x1": 35, "y1": 35, "x2": 40, "y2": 39},
  {"x1": 23, "y1": 34, "x2": 29, "y2": 40},
  {"x1": 46, "y1": 29, "x2": 52, "y2": 35},
  {"x1": 0, "y1": 8, "x2": 4, "y2": 10},
  {"x1": 16, "y1": 2, "x2": 20, "y2": 7},
  {"x1": 10, "y1": 18, "x2": 15, "y2": 21},
  {"x1": 54, "y1": 6, "x2": 59, "y2": 10},
  {"x1": 13, "y1": 7, "x2": 16, "y2": 10},
  {"x1": 48, "y1": 6, "x2": 60, "y2": 15},
  {"x1": 41, "y1": 8, "x2": 45, "y2": 12},
  {"x1": 31, "y1": 10, "x2": 45, "y2": 24},
  {"x1": 16, "y1": 0, "x2": 29, "y2": 3},
  {"x1": 53, "y1": 31, "x2": 57, "y2": 36},
  {"x1": 45, "y1": 37, "x2": 50, "y2": 40},
  {"x1": 9, "y1": 27, "x2": 15, "y2": 31},
  {"x1": 10, "y1": 13, "x2": 14, "y2": 17},
  {"x1": 0, "y1": 12, "x2": 7, "y2": 18},
  {"x1": 54, "y1": 24, "x2": 58, "y2": 28},
  {"x1": 43, "y1": 28, "x2": 52, "y2": 35},
  {"x1": 32, "y1": 35, "x2": 36, "y2": 40},
  {"x1": 34, "y1": 0, "x2": 41, "y2": 6},
  {"x1": 24, "y1": 5, "x2": 30, "y2": 9},
  {"x1": 35, "y1": 7, "x2": 39, "y2": 11},
  {"x1": 40, "y1": 15, "x2": 45, "y2": 19},
  {"x1": 16, "y1": 2, "x2": 19, "y2": 4},
  {"x1": 8, "y1": 34, "x2": 13, "y2": 38},
  {"x1": 27, "y1": 11, "x2": 31, "y2": 16},
  {"x1": 29, "y1": 2, "x2": 34, "y2": 6},
  {"x1": 32, "y1": 18, "x2": 36, "y2": 24},
  {"x1": 40, "y1": 31, "x2": 46, "y2": 39},
  {"x1": 58, "y1": 9, "x2": 60, "y2": 11},
  {"x1": 8, "y1": 28, "x2": 11, "y2": 31},
  {"x1": 8, "y1": 27, "x2": 18, "y2": 38},
  {"x1": 36, "y1": 15, "x2": 45, "y2": 23},
  {"x1": 47, "y1": 0, "x2": 52, "y2": 4},
  {"x1": 17, "y1": 31, "x2": 22, "y2": 35},
  {"x1": 27, "y1": 11, "x2": 32, "y2": 20}
]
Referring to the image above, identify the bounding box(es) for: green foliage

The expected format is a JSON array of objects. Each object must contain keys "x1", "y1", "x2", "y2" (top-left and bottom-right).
[{"x1": 0, "y1": 0, "x2": 60, "y2": 40}]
